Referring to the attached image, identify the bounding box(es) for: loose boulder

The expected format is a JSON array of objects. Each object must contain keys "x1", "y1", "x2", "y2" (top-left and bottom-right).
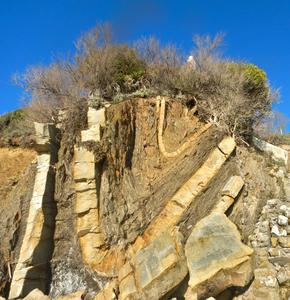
[
  {"x1": 185, "y1": 212, "x2": 253, "y2": 299},
  {"x1": 118, "y1": 227, "x2": 188, "y2": 300}
]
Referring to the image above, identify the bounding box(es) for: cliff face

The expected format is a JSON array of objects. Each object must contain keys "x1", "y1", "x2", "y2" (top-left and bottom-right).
[
  {"x1": 0, "y1": 97, "x2": 289, "y2": 300},
  {"x1": 0, "y1": 149, "x2": 37, "y2": 296}
]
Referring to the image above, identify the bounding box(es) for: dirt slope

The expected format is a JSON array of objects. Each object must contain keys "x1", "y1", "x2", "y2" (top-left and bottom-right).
[
  {"x1": 0, "y1": 147, "x2": 36, "y2": 296},
  {"x1": 0, "y1": 148, "x2": 36, "y2": 207}
]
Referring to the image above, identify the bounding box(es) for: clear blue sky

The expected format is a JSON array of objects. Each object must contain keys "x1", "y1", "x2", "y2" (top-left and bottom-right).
[{"x1": 1, "y1": 0, "x2": 290, "y2": 128}]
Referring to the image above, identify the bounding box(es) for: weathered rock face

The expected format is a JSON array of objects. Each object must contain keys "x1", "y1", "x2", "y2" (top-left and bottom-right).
[
  {"x1": 100, "y1": 98, "x2": 222, "y2": 246},
  {"x1": 0, "y1": 150, "x2": 36, "y2": 297},
  {"x1": 9, "y1": 123, "x2": 58, "y2": 299},
  {"x1": 119, "y1": 228, "x2": 187, "y2": 300},
  {"x1": 74, "y1": 107, "x2": 124, "y2": 278},
  {"x1": 213, "y1": 176, "x2": 244, "y2": 213},
  {"x1": 2, "y1": 96, "x2": 290, "y2": 300},
  {"x1": 253, "y1": 137, "x2": 288, "y2": 165},
  {"x1": 140, "y1": 137, "x2": 236, "y2": 245},
  {"x1": 184, "y1": 212, "x2": 253, "y2": 299},
  {"x1": 229, "y1": 146, "x2": 281, "y2": 244}
]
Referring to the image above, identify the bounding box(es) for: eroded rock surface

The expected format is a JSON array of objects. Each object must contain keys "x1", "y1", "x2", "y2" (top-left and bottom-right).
[
  {"x1": 119, "y1": 227, "x2": 187, "y2": 300},
  {"x1": 184, "y1": 212, "x2": 253, "y2": 299},
  {"x1": 2, "y1": 97, "x2": 289, "y2": 300},
  {"x1": 9, "y1": 123, "x2": 58, "y2": 299}
]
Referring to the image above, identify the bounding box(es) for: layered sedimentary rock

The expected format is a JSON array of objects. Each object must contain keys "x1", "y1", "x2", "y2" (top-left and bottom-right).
[
  {"x1": 74, "y1": 106, "x2": 124, "y2": 277},
  {"x1": 89, "y1": 99, "x2": 251, "y2": 300},
  {"x1": 119, "y1": 228, "x2": 187, "y2": 300},
  {"x1": 4, "y1": 97, "x2": 288, "y2": 300},
  {"x1": 105, "y1": 136, "x2": 238, "y2": 299},
  {"x1": 184, "y1": 212, "x2": 253, "y2": 299},
  {"x1": 157, "y1": 97, "x2": 212, "y2": 158},
  {"x1": 130, "y1": 135, "x2": 236, "y2": 252},
  {"x1": 213, "y1": 175, "x2": 244, "y2": 213},
  {"x1": 9, "y1": 123, "x2": 57, "y2": 299}
]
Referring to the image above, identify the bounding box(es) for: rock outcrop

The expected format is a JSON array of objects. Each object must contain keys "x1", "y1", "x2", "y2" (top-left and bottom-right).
[
  {"x1": 74, "y1": 106, "x2": 124, "y2": 277},
  {"x1": 119, "y1": 227, "x2": 187, "y2": 300},
  {"x1": 236, "y1": 196, "x2": 290, "y2": 299},
  {"x1": 253, "y1": 137, "x2": 288, "y2": 165},
  {"x1": 184, "y1": 212, "x2": 253, "y2": 299},
  {"x1": 2, "y1": 96, "x2": 290, "y2": 300},
  {"x1": 9, "y1": 123, "x2": 58, "y2": 299}
]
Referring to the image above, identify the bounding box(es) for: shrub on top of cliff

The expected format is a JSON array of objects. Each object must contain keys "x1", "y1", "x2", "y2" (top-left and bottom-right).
[
  {"x1": 159, "y1": 35, "x2": 274, "y2": 141},
  {"x1": 134, "y1": 37, "x2": 183, "y2": 93},
  {"x1": 226, "y1": 62, "x2": 269, "y2": 101},
  {"x1": 16, "y1": 24, "x2": 276, "y2": 143},
  {"x1": 14, "y1": 60, "x2": 89, "y2": 146},
  {"x1": 16, "y1": 24, "x2": 146, "y2": 137},
  {"x1": 75, "y1": 24, "x2": 146, "y2": 98}
]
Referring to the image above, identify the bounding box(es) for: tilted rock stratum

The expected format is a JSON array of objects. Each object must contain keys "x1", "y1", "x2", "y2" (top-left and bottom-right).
[{"x1": 0, "y1": 96, "x2": 289, "y2": 300}]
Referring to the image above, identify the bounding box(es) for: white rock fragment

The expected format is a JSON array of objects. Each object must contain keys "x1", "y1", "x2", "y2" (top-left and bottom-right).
[
  {"x1": 262, "y1": 276, "x2": 278, "y2": 288},
  {"x1": 271, "y1": 225, "x2": 287, "y2": 236},
  {"x1": 277, "y1": 215, "x2": 288, "y2": 226},
  {"x1": 267, "y1": 199, "x2": 278, "y2": 207},
  {"x1": 271, "y1": 225, "x2": 280, "y2": 236},
  {"x1": 253, "y1": 137, "x2": 288, "y2": 165},
  {"x1": 280, "y1": 204, "x2": 290, "y2": 217}
]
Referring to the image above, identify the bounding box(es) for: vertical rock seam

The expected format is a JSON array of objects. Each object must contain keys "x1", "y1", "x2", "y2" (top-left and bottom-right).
[
  {"x1": 9, "y1": 123, "x2": 58, "y2": 299},
  {"x1": 74, "y1": 106, "x2": 124, "y2": 277}
]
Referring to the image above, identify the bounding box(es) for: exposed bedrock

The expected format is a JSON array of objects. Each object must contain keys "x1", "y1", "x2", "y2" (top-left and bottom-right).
[
  {"x1": 9, "y1": 123, "x2": 58, "y2": 299},
  {"x1": 184, "y1": 212, "x2": 253, "y2": 299},
  {"x1": 4, "y1": 96, "x2": 289, "y2": 300}
]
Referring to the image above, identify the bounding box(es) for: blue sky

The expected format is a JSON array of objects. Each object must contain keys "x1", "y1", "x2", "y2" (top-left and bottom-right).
[{"x1": 1, "y1": 0, "x2": 290, "y2": 128}]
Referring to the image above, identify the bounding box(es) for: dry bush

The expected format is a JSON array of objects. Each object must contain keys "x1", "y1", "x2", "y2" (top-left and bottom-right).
[
  {"x1": 134, "y1": 37, "x2": 183, "y2": 93},
  {"x1": 75, "y1": 24, "x2": 146, "y2": 99},
  {"x1": 14, "y1": 60, "x2": 88, "y2": 143},
  {"x1": 16, "y1": 25, "x2": 276, "y2": 142},
  {"x1": 15, "y1": 62, "x2": 82, "y2": 123},
  {"x1": 134, "y1": 34, "x2": 276, "y2": 140},
  {"x1": 159, "y1": 34, "x2": 275, "y2": 141},
  {"x1": 16, "y1": 24, "x2": 146, "y2": 138}
]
